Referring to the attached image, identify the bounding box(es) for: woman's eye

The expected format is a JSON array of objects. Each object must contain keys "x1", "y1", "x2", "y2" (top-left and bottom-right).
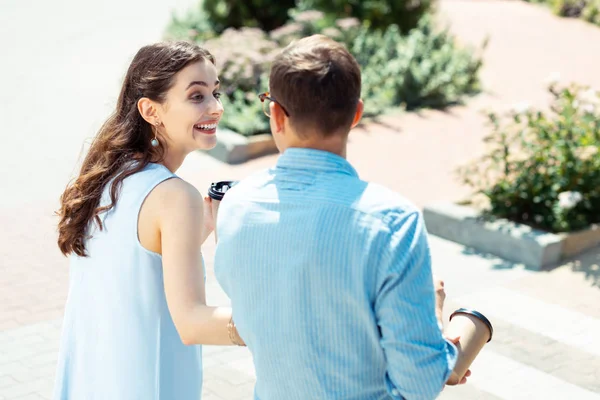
[
  {"x1": 213, "y1": 92, "x2": 222, "y2": 99},
  {"x1": 191, "y1": 93, "x2": 204, "y2": 101}
]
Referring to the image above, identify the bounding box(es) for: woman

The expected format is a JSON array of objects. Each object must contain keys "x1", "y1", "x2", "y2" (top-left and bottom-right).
[{"x1": 53, "y1": 41, "x2": 244, "y2": 400}]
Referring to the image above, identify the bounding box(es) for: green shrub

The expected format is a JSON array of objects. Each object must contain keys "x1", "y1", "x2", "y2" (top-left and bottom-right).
[
  {"x1": 203, "y1": 0, "x2": 296, "y2": 33},
  {"x1": 269, "y1": 10, "x2": 362, "y2": 49},
  {"x1": 581, "y1": 0, "x2": 600, "y2": 24},
  {"x1": 169, "y1": 7, "x2": 483, "y2": 136},
  {"x1": 201, "y1": 28, "x2": 276, "y2": 136},
  {"x1": 219, "y1": 88, "x2": 270, "y2": 135},
  {"x1": 552, "y1": 0, "x2": 587, "y2": 17},
  {"x1": 523, "y1": 0, "x2": 600, "y2": 25},
  {"x1": 165, "y1": 1, "x2": 215, "y2": 42},
  {"x1": 204, "y1": 27, "x2": 279, "y2": 94},
  {"x1": 353, "y1": 15, "x2": 484, "y2": 115},
  {"x1": 203, "y1": 13, "x2": 483, "y2": 135},
  {"x1": 269, "y1": 12, "x2": 484, "y2": 116},
  {"x1": 296, "y1": 0, "x2": 433, "y2": 33},
  {"x1": 458, "y1": 82, "x2": 600, "y2": 233}
]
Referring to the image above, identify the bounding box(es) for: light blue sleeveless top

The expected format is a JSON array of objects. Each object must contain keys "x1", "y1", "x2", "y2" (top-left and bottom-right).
[{"x1": 53, "y1": 163, "x2": 203, "y2": 400}]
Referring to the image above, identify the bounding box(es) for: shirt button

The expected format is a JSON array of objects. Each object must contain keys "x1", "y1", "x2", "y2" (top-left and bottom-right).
[{"x1": 391, "y1": 389, "x2": 400, "y2": 397}]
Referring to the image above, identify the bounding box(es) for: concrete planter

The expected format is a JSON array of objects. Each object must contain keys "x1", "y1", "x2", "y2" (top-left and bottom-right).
[
  {"x1": 202, "y1": 128, "x2": 278, "y2": 164},
  {"x1": 422, "y1": 202, "x2": 600, "y2": 270}
]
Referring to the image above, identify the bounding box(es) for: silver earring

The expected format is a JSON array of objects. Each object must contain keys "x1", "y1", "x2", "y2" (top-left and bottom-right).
[{"x1": 151, "y1": 120, "x2": 160, "y2": 147}]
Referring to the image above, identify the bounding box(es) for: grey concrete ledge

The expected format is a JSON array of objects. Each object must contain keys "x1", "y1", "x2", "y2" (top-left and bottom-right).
[
  {"x1": 201, "y1": 128, "x2": 278, "y2": 164},
  {"x1": 423, "y1": 202, "x2": 600, "y2": 270}
]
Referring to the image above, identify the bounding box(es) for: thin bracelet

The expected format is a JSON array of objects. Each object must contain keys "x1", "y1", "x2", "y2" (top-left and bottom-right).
[{"x1": 227, "y1": 316, "x2": 245, "y2": 346}]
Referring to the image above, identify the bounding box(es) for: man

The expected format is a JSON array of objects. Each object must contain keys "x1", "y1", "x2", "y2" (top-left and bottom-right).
[{"x1": 214, "y1": 34, "x2": 461, "y2": 400}]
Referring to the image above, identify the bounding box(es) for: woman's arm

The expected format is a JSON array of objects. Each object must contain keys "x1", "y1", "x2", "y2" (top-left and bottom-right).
[{"x1": 157, "y1": 178, "x2": 243, "y2": 346}]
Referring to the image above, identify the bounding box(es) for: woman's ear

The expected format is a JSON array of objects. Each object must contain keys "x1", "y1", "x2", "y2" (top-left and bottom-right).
[{"x1": 137, "y1": 97, "x2": 160, "y2": 126}]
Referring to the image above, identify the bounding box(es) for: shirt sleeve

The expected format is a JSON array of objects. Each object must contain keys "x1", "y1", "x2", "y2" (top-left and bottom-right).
[{"x1": 374, "y1": 210, "x2": 458, "y2": 400}]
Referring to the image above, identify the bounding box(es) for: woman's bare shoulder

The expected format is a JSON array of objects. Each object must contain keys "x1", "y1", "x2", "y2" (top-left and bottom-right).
[
  {"x1": 138, "y1": 177, "x2": 203, "y2": 253},
  {"x1": 143, "y1": 178, "x2": 204, "y2": 225},
  {"x1": 152, "y1": 178, "x2": 202, "y2": 204}
]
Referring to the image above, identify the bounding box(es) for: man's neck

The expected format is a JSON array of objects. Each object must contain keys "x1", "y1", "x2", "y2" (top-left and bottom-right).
[{"x1": 283, "y1": 133, "x2": 348, "y2": 159}]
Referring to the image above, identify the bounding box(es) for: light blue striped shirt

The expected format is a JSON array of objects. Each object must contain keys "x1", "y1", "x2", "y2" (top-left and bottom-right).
[{"x1": 214, "y1": 148, "x2": 457, "y2": 400}]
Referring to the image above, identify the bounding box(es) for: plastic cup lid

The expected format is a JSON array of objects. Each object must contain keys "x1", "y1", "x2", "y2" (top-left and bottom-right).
[{"x1": 208, "y1": 181, "x2": 238, "y2": 201}]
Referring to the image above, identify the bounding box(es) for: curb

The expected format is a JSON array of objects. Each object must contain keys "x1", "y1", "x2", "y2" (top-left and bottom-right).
[
  {"x1": 423, "y1": 202, "x2": 600, "y2": 270},
  {"x1": 202, "y1": 128, "x2": 278, "y2": 164}
]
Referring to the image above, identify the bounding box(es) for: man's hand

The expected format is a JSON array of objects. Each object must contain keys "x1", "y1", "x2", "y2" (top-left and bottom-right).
[
  {"x1": 434, "y1": 278, "x2": 472, "y2": 385},
  {"x1": 444, "y1": 335, "x2": 471, "y2": 385}
]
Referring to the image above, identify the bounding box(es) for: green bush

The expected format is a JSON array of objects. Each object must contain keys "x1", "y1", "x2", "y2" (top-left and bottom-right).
[
  {"x1": 166, "y1": 0, "x2": 297, "y2": 40},
  {"x1": 219, "y1": 89, "x2": 271, "y2": 135},
  {"x1": 552, "y1": 0, "x2": 588, "y2": 17},
  {"x1": 581, "y1": 0, "x2": 600, "y2": 24},
  {"x1": 206, "y1": 11, "x2": 362, "y2": 136},
  {"x1": 458, "y1": 82, "x2": 600, "y2": 233},
  {"x1": 269, "y1": 11, "x2": 361, "y2": 48},
  {"x1": 165, "y1": 1, "x2": 215, "y2": 42},
  {"x1": 523, "y1": 0, "x2": 600, "y2": 25},
  {"x1": 167, "y1": 6, "x2": 484, "y2": 136},
  {"x1": 199, "y1": 12, "x2": 483, "y2": 135},
  {"x1": 296, "y1": 0, "x2": 433, "y2": 33},
  {"x1": 203, "y1": 0, "x2": 296, "y2": 33},
  {"x1": 269, "y1": 12, "x2": 484, "y2": 116},
  {"x1": 201, "y1": 28, "x2": 275, "y2": 136},
  {"x1": 203, "y1": 27, "x2": 279, "y2": 94},
  {"x1": 352, "y1": 15, "x2": 484, "y2": 115}
]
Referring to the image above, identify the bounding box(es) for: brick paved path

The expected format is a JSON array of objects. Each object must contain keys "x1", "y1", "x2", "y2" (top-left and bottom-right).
[{"x1": 1, "y1": 0, "x2": 600, "y2": 399}]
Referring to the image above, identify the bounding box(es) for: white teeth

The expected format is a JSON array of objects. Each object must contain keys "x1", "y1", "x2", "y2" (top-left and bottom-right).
[{"x1": 196, "y1": 123, "x2": 217, "y2": 130}]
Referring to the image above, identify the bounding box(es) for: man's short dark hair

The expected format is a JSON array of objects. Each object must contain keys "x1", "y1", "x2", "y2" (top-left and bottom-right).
[{"x1": 269, "y1": 34, "x2": 362, "y2": 137}]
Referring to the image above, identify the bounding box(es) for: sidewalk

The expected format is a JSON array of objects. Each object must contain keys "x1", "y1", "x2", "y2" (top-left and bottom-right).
[{"x1": 2, "y1": 234, "x2": 599, "y2": 399}]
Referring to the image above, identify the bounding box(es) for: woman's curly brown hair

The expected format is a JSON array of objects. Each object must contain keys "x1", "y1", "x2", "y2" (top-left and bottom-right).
[{"x1": 57, "y1": 41, "x2": 215, "y2": 257}]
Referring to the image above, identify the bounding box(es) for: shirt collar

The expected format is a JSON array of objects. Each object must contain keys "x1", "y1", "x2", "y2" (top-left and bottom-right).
[{"x1": 276, "y1": 147, "x2": 358, "y2": 177}]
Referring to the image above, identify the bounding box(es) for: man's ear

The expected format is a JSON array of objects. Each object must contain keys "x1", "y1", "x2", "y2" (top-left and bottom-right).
[
  {"x1": 137, "y1": 97, "x2": 160, "y2": 125},
  {"x1": 350, "y1": 99, "x2": 364, "y2": 129},
  {"x1": 271, "y1": 102, "x2": 287, "y2": 133}
]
